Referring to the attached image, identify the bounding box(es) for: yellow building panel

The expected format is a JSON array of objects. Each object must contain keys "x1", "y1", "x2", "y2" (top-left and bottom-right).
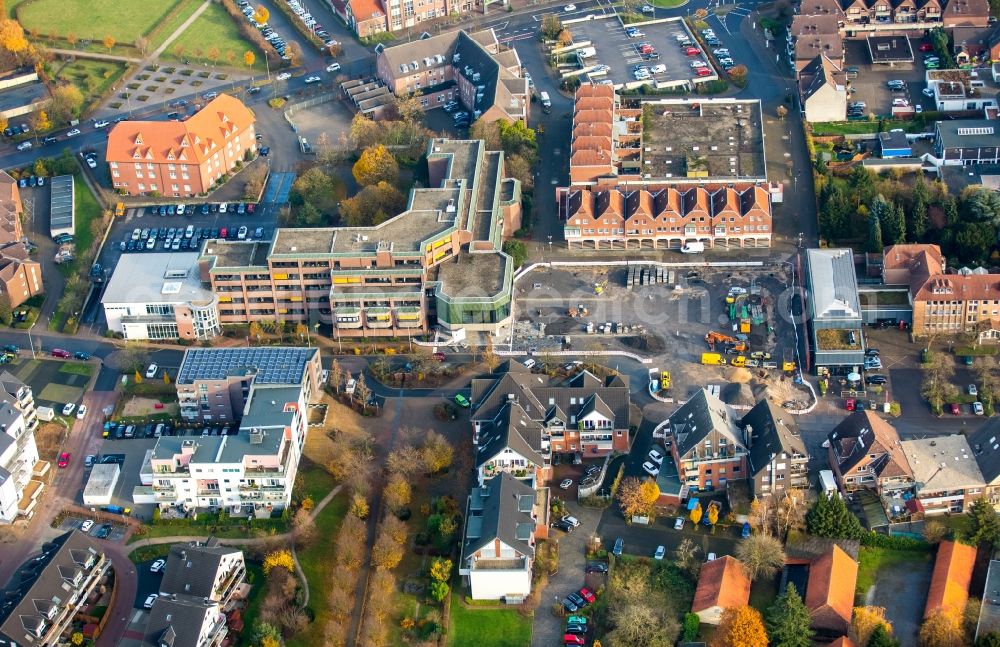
[{"x1": 273, "y1": 273, "x2": 289, "y2": 280}]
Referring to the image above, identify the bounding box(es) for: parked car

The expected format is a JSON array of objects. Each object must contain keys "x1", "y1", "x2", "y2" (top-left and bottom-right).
[
  {"x1": 559, "y1": 479, "x2": 573, "y2": 490},
  {"x1": 674, "y1": 517, "x2": 685, "y2": 530},
  {"x1": 648, "y1": 448, "x2": 664, "y2": 464},
  {"x1": 57, "y1": 452, "x2": 70, "y2": 468},
  {"x1": 145, "y1": 364, "x2": 158, "y2": 378},
  {"x1": 81, "y1": 520, "x2": 94, "y2": 532},
  {"x1": 642, "y1": 460, "x2": 660, "y2": 476},
  {"x1": 584, "y1": 562, "x2": 608, "y2": 574},
  {"x1": 654, "y1": 545, "x2": 665, "y2": 559},
  {"x1": 969, "y1": 384, "x2": 978, "y2": 396},
  {"x1": 454, "y1": 394, "x2": 470, "y2": 408},
  {"x1": 974, "y1": 401, "x2": 985, "y2": 415},
  {"x1": 562, "y1": 515, "x2": 580, "y2": 528},
  {"x1": 867, "y1": 375, "x2": 888, "y2": 385},
  {"x1": 143, "y1": 594, "x2": 159, "y2": 609},
  {"x1": 612, "y1": 537, "x2": 623, "y2": 556},
  {"x1": 76, "y1": 405, "x2": 87, "y2": 420},
  {"x1": 950, "y1": 403, "x2": 961, "y2": 415}
]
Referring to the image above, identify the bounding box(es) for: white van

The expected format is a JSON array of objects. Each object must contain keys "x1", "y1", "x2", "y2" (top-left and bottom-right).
[
  {"x1": 523, "y1": 358, "x2": 537, "y2": 369},
  {"x1": 345, "y1": 378, "x2": 357, "y2": 395},
  {"x1": 577, "y1": 46, "x2": 597, "y2": 59},
  {"x1": 539, "y1": 91, "x2": 551, "y2": 110},
  {"x1": 680, "y1": 241, "x2": 705, "y2": 254}
]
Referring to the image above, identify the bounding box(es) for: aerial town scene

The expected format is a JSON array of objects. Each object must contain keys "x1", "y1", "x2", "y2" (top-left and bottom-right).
[{"x1": 7, "y1": 0, "x2": 1000, "y2": 645}]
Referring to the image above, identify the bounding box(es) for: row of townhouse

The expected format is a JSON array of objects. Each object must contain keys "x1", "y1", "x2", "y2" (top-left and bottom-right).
[
  {"x1": 341, "y1": 0, "x2": 479, "y2": 38},
  {"x1": 134, "y1": 347, "x2": 321, "y2": 516},
  {"x1": 559, "y1": 184, "x2": 773, "y2": 251},
  {"x1": 144, "y1": 538, "x2": 248, "y2": 647},
  {"x1": 826, "y1": 408, "x2": 1000, "y2": 515},
  {"x1": 459, "y1": 362, "x2": 631, "y2": 601},
  {"x1": 0, "y1": 172, "x2": 42, "y2": 309}
]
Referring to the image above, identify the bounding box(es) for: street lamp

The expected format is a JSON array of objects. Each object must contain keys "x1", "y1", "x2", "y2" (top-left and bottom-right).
[{"x1": 547, "y1": 235, "x2": 553, "y2": 254}]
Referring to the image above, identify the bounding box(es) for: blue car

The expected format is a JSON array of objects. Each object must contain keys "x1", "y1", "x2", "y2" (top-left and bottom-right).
[{"x1": 742, "y1": 522, "x2": 751, "y2": 539}]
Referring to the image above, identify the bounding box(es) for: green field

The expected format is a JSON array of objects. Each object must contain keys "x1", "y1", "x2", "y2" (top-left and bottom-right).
[
  {"x1": 17, "y1": 0, "x2": 181, "y2": 44},
  {"x1": 163, "y1": 2, "x2": 263, "y2": 71},
  {"x1": 51, "y1": 59, "x2": 129, "y2": 114},
  {"x1": 448, "y1": 590, "x2": 533, "y2": 647},
  {"x1": 144, "y1": 0, "x2": 204, "y2": 52},
  {"x1": 59, "y1": 362, "x2": 93, "y2": 377},
  {"x1": 73, "y1": 173, "x2": 102, "y2": 260},
  {"x1": 856, "y1": 546, "x2": 932, "y2": 600}
]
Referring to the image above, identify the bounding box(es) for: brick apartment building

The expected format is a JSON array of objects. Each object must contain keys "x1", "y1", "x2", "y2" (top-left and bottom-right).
[
  {"x1": 199, "y1": 138, "x2": 521, "y2": 338},
  {"x1": 882, "y1": 243, "x2": 1000, "y2": 338},
  {"x1": 345, "y1": 0, "x2": 481, "y2": 37},
  {"x1": 375, "y1": 29, "x2": 527, "y2": 123},
  {"x1": 106, "y1": 95, "x2": 256, "y2": 198},
  {"x1": 0, "y1": 172, "x2": 42, "y2": 308}
]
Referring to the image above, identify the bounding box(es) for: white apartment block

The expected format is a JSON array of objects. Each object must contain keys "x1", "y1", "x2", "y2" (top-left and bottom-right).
[
  {"x1": 0, "y1": 372, "x2": 43, "y2": 523},
  {"x1": 138, "y1": 384, "x2": 306, "y2": 515}
]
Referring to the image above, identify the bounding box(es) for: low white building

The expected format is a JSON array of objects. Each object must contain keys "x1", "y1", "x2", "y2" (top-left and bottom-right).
[
  {"x1": 83, "y1": 463, "x2": 120, "y2": 506},
  {"x1": 102, "y1": 252, "x2": 220, "y2": 341},
  {"x1": 0, "y1": 372, "x2": 42, "y2": 523},
  {"x1": 138, "y1": 384, "x2": 307, "y2": 515},
  {"x1": 459, "y1": 472, "x2": 542, "y2": 602}
]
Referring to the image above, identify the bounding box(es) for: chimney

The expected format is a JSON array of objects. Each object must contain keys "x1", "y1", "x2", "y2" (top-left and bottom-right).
[{"x1": 744, "y1": 424, "x2": 754, "y2": 448}]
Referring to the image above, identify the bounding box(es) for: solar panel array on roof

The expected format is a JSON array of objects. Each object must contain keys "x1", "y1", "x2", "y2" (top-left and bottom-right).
[{"x1": 176, "y1": 347, "x2": 316, "y2": 385}]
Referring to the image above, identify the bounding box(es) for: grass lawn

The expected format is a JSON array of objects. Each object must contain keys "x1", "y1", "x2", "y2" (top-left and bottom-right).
[
  {"x1": 811, "y1": 120, "x2": 920, "y2": 136},
  {"x1": 238, "y1": 562, "x2": 267, "y2": 647},
  {"x1": 856, "y1": 546, "x2": 932, "y2": 599},
  {"x1": 749, "y1": 575, "x2": 779, "y2": 612},
  {"x1": 128, "y1": 543, "x2": 172, "y2": 564},
  {"x1": 163, "y1": 2, "x2": 264, "y2": 71},
  {"x1": 285, "y1": 492, "x2": 348, "y2": 647},
  {"x1": 59, "y1": 362, "x2": 94, "y2": 377},
  {"x1": 73, "y1": 172, "x2": 102, "y2": 260},
  {"x1": 146, "y1": 0, "x2": 203, "y2": 51},
  {"x1": 649, "y1": 0, "x2": 689, "y2": 6},
  {"x1": 294, "y1": 458, "x2": 337, "y2": 505},
  {"x1": 51, "y1": 59, "x2": 129, "y2": 114},
  {"x1": 17, "y1": 0, "x2": 182, "y2": 44},
  {"x1": 448, "y1": 589, "x2": 533, "y2": 647}
]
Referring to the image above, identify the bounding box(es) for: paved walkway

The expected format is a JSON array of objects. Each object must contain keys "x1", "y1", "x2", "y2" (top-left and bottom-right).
[
  {"x1": 150, "y1": 0, "x2": 213, "y2": 59},
  {"x1": 47, "y1": 48, "x2": 142, "y2": 63}
]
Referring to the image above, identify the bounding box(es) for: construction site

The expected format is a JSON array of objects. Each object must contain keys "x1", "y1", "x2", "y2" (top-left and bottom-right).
[{"x1": 511, "y1": 263, "x2": 811, "y2": 407}]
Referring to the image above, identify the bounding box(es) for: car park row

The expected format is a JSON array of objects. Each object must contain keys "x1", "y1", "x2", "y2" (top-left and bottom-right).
[{"x1": 118, "y1": 223, "x2": 268, "y2": 253}]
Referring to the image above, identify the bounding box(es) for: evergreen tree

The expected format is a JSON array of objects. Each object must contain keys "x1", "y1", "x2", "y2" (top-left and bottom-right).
[
  {"x1": 867, "y1": 211, "x2": 884, "y2": 254},
  {"x1": 976, "y1": 631, "x2": 1000, "y2": 647},
  {"x1": 912, "y1": 176, "x2": 929, "y2": 241},
  {"x1": 765, "y1": 584, "x2": 813, "y2": 647},
  {"x1": 886, "y1": 201, "x2": 906, "y2": 244},
  {"x1": 868, "y1": 624, "x2": 902, "y2": 647},
  {"x1": 968, "y1": 497, "x2": 1000, "y2": 547},
  {"x1": 851, "y1": 166, "x2": 877, "y2": 206},
  {"x1": 806, "y1": 494, "x2": 865, "y2": 540}
]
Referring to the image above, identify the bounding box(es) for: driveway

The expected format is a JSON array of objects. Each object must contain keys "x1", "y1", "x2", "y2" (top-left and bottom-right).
[
  {"x1": 530, "y1": 501, "x2": 603, "y2": 647},
  {"x1": 863, "y1": 552, "x2": 933, "y2": 646}
]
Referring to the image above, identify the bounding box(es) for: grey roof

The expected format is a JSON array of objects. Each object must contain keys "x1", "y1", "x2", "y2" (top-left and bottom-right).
[
  {"x1": 799, "y1": 54, "x2": 845, "y2": 103},
  {"x1": 878, "y1": 130, "x2": 911, "y2": 153},
  {"x1": 461, "y1": 472, "x2": 536, "y2": 567},
  {"x1": 966, "y1": 417, "x2": 1000, "y2": 484},
  {"x1": 744, "y1": 399, "x2": 807, "y2": 477},
  {"x1": 151, "y1": 404, "x2": 290, "y2": 465},
  {"x1": 0, "y1": 398, "x2": 24, "y2": 463},
  {"x1": 159, "y1": 538, "x2": 243, "y2": 599},
  {"x1": 977, "y1": 559, "x2": 1000, "y2": 639},
  {"x1": 901, "y1": 434, "x2": 985, "y2": 491},
  {"x1": 143, "y1": 595, "x2": 219, "y2": 647},
  {"x1": 806, "y1": 248, "x2": 861, "y2": 320},
  {"x1": 476, "y1": 402, "x2": 544, "y2": 469},
  {"x1": 176, "y1": 347, "x2": 318, "y2": 386},
  {"x1": 669, "y1": 389, "x2": 743, "y2": 459},
  {"x1": 102, "y1": 252, "x2": 215, "y2": 306},
  {"x1": 49, "y1": 175, "x2": 74, "y2": 235},
  {"x1": 241, "y1": 385, "x2": 301, "y2": 429},
  {"x1": 0, "y1": 531, "x2": 105, "y2": 645},
  {"x1": 826, "y1": 410, "x2": 913, "y2": 480},
  {"x1": 0, "y1": 370, "x2": 28, "y2": 402},
  {"x1": 936, "y1": 119, "x2": 1000, "y2": 150}
]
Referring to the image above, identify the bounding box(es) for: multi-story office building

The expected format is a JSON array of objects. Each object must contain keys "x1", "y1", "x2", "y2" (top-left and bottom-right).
[
  {"x1": 0, "y1": 371, "x2": 42, "y2": 523},
  {"x1": 102, "y1": 252, "x2": 221, "y2": 341},
  {"x1": 199, "y1": 139, "x2": 521, "y2": 338},
  {"x1": 174, "y1": 347, "x2": 322, "y2": 423},
  {"x1": 0, "y1": 530, "x2": 111, "y2": 646},
  {"x1": 106, "y1": 95, "x2": 256, "y2": 198},
  {"x1": 375, "y1": 29, "x2": 528, "y2": 123}
]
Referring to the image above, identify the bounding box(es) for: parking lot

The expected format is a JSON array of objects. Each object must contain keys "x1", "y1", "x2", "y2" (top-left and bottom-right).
[
  {"x1": 567, "y1": 16, "x2": 715, "y2": 88},
  {"x1": 844, "y1": 39, "x2": 935, "y2": 118}
]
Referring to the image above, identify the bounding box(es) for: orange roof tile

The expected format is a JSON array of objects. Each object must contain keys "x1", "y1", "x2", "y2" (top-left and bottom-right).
[
  {"x1": 692, "y1": 556, "x2": 751, "y2": 613},
  {"x1": 348, "y1": 0, "x2": 384, "y2": 20},
  {"x1": 806, "y1": 544, "x2": 858, "y2": 634},
  {"x1": 925, "y1": 541, "x2": 976, "y2": 618},
  {"x1": 575, "y1": 84, "x2": 614, "y2": 100},
  {"x1": 0, "y1": 171, "x2": 21, "y2": 216},
  {"x1": 825, "y1": 638, "x2": 859, "y2": 647},
  {"x1": 106, "y1": 95, "x2": 255, "y2": 166}
]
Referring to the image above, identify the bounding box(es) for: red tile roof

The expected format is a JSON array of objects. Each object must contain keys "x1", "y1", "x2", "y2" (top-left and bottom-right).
[
  {"x1": 691, "y1": 556, "x2": 751, "y2": 613},
  {"x1": 348, "y1": 0, "x2": 384, "y2": 20},
  {"x1": 925, "y1": 540, "x2": 976, "y2": 618},
  {"x1": 806, "y1": 544, "x2": 858, "y2": 634}
]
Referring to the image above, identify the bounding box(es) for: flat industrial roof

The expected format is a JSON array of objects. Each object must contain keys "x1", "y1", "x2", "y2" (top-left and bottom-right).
[
  {"x1": 49, "y1": 174, "x2": 74, "y2": 235},
  {"x1": 102, "y1": 252, "x2": 215, "y2": 306},
  {"x1": 867, "y1": 35, "x2": 914, "y2": 63}
]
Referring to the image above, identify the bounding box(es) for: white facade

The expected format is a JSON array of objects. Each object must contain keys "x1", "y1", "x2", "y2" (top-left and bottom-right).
[
  {"x1": 144, "y1": 386, "x2": 307, "y2": 514},
  {"x1": 803, "y1": 83, "x2": 848, "y2": 123},
  {"x1": 477, "y1": 447, "x2": 534, "y2": 486},
  {"x1": 0, "y1": 401, "x2": 39, "y2": 523},
  {"x1": 462, "y1": 538, "x2": 533, "y2": 600}
]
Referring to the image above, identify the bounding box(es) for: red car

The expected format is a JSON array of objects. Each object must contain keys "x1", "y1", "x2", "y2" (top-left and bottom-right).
[
  {"x1": 563, "y1": 635, "x2": 586, "y2": 646},
  {"x1": 247, "y1": 203, "x2": 256, "y2": 214},
  {"x1": 57, "y1": 452, "x2": 70, "y2": 468},
  {"x1": 432, "y1": 352, "x2": 446, "y2": 362},
  {"x1": 579, "y1": 587, "x2": 596, "y2": 604},
  {"x1": 51, "y1": 349, "x2": 71, "y2": 358},
  {"x1": 220, "y1": 227, "x2": 228, "y2": 238},
  {"x1": 640, "y1": 44, "x2": 654, "y2": 54},
  {"x1": 845, "y1": 398, "x2": 857, "y2": 411},
  {"x1": 919, "y1": 42, "x2": 934, "y2": 51},
  {"x1": 695, "y1": 67, "x2": 712, "y2": 77},
  {"x1": 685, "y1": 47, "x2": 700, "y2": 56},
  {"x1": 950, "y1": 403, "x2": 961, "y2": 414}
]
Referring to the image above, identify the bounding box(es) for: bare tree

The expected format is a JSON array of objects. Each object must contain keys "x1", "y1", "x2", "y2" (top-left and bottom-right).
[
  {"x1": 328, "y1": 359, "x2": 344, "y2": 393},
  {"x1": 736, "y1": 534, "x2": 787, "y2": 581},
  {"x1": 354, "y1": 373, "x2": 371, "y2": 408}
]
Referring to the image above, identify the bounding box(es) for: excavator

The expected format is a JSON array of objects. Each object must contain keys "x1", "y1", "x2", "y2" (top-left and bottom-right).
[{"x1": 705, "y1": 331, "x2": 747, "y2": 352}]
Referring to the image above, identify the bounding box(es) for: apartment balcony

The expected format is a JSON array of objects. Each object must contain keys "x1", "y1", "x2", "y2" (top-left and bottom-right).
[
  {"x1": 17, "y1": 479, "x2": 43, "y2": 516},
  {"x1": 215, "y1": 563, "x2": 247, "y2": 604},
  {"x1": 469, "y1": 556, "x2": 528, "y2": 571},
  {"x1": 365, "y1": 307, "x2": 393, "y2": 329},
  {"x1": 334, "y1": 306, "x2": 363, "y2": 329},
  {"x1": 395, "y1": 306, "x2": 423, "y2": 328},
  {"x1": 32, "y1": 460, "x2": 49, "y2": 478},
  {"x1": 244, "y1": 465, "x2": 285, "y2": 475}
]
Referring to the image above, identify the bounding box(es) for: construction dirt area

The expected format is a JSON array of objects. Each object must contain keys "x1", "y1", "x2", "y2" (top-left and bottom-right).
[{"x1": 511, "y1": 263, "x2": 811, "y2": 406}]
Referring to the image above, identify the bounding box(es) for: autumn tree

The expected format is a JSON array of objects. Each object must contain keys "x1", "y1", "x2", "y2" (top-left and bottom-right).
[
  {"x1": 254, "y1": 5, "x2": 270, "y2": 23},
  {"x1": 339, "y1": 181, "x2": 405, "y2": 227},
  {"x1": 765, "y1": 585, "x2": 813, "y2": 647},
  {"x1": 711, "y1": 605, "x2": 768, "y2": 647},
  {"x1": 328, "y1": 358, "x2": 344, "y2": 393},
  {"x1": 29, "y1": 109, "x2": 49, "y2": 134},
  {"x1": 207, "y1": 45, "x2": 220, "y2": 65},
  {"x1": 690, "y1": 502, "x2": 703, "y2": 526},
  {"x1": 617, "y1": 477, "x2": 653, "y2": 520},
  {"x1": 421, "y1": 430, "x2": 453, "y2": 474},
  {"x1": 851, "y1": 605, "x2": 893, "y2": 645},
  {"x1": 49, "y1": 84, "x2": 84, "y2": 122},
  {"x1": 335, "y1": 514, "x2": 366, "y2": 570},
  {"x1": 371, "y1": 525, "x2": 405, "y2": 571},
  {"x1": 354, "y1": 373, "x2": 371, "y2": 408},
  {"x1": 136, "y1": 36, "x2": 149, "y2": 55},
  {"x1": 920, "y1": 609, "x2": 964, "y2": 647},
  {"x1": 262, "y1": 549, "x2": 295, "y2": 575},
  {"x1": 604, "y1": 562, "x2": 680, "y2": 646},
  {"x1": 707, "y1": 502, "x2": 720, "y2": 526},
  {"x1": 384, "y1": 472, "x2": 411, "y2": 513},
  {"x1": 0, "y1": 19, "x2": 29, "y2": 56},
  {"x1": 352, "y1": 144, "x2": 399, "y2": 187},
  {"x1": 482, "y1": 336, "x2": 500, "y2": 371},
  {"x1": 674, "y1": 538, "x2": 701, "y2": 580},
  {"x1": 777, "y1": 105, "x2": 788, "y2": 120},
  {"x1": 292, "y1": 507, "x2": 316, "y2": 547},
  {"x1": 736, "y1": 533, "x2": 786, "y2": 581},
  {"x1": 429, "y1": 558, "x2": 451, "y2": 582},
  {"x1": 102, "y1": 35, "x2": 115, "y2": 52},
  {"x1": 244, "y1": 50, "x2": 255, "y2": 70},
  {"x1": 66, "y1": 32, "x2": 77, "y2": 47}
]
